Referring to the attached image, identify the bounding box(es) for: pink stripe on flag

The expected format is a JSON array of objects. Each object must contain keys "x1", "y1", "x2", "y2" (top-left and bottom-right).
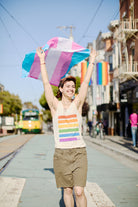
[
  {"x1": 50, "y1": 52, "x2": 73, "y2": 86},
  {"x1": 47, "y1": 37, "x2": 58, "y2": 48},
  {"x1": 71, "y1": 42, "x2": 84, "y2": 50},
  {"x1": 28, "y1": 53, "x2": 40, "y2": 79},
  {"x1": 29, "y1": 50, "x2": 48, "y2": 79}
]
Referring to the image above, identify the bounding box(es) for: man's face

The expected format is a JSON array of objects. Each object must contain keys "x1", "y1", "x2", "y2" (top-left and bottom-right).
[{"x1": 60, "y1": 81, "x2": 75, "y2": 99}]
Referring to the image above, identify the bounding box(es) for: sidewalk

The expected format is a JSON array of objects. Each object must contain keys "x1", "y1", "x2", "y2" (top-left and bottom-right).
[{"x1": 84, "y1": 135, "x2": 138, "y2": 162}]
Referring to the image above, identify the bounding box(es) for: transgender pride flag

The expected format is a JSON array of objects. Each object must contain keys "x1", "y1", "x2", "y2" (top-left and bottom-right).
[{"x1": 22, "y1": 37, "x2": 90, "y2": 86}]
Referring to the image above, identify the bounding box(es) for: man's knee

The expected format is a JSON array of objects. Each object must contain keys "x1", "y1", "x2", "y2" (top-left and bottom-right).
[
  {"x1": 74, "y1": 186, "x2": 84, "y2": 197},
  {"x1": 64, "y1": 187, "x2": 73, "y2": 196}
]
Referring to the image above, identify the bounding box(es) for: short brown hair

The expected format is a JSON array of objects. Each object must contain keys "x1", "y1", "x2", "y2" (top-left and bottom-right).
[{"x1": 56, "y1": 76, "x2": 76, "y2": 99}]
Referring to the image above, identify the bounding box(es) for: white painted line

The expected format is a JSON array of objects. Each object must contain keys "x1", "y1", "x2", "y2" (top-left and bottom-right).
[
  {"x1": 85, "y1": 182, "x2": 116, "y2": 207},
  {"x1": 0, "y1": 177, "x2": 26, "y2": 207}
]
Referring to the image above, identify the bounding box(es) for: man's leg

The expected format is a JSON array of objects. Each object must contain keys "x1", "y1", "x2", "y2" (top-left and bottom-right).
[
  {"x1": 74, "y1": 186, "x2": 87, "y2": 207},
  {"x1": 64, "y1": 187, "x2": 74, "y2": 207}
]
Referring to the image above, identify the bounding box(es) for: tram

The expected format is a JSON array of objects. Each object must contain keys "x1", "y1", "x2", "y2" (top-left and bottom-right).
[{"x1": 22, "y1": 109, "x2": 43, "y2": 134}]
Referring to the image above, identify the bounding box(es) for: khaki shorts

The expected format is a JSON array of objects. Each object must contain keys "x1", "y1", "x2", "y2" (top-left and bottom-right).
[{"x1": 53, "y1": 147, "x2": 88, "y2": 188}]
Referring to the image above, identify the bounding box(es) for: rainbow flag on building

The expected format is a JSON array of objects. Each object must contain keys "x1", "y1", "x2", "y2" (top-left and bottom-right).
[
  {"x1": 22, "y1": 37, "x2": 90, "y2": 86},
  {"x1": 96, "y1": 62, "x2": 108, "y2": 85},
  {"x1": 81, "y1": 61, "x2": 92, "y2": 85}
]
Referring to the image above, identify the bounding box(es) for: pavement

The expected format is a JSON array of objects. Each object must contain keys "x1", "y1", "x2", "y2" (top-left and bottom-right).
[
  {"x1": 0, "y1": 133, "x2": 138, "y2": 207},
  {"x1": 84, "y1": 134, "x2": 138, "y2": 162}
]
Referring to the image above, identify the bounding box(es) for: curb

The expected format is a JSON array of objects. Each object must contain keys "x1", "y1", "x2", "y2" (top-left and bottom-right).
[{"x1": 85, "y1": 136, "x2": 138, "y2": 162}]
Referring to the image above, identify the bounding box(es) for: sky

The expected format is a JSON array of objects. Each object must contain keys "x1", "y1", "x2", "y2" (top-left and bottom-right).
[{"x1": 0, "y1": 0, "x2": 119, "y2": 109}]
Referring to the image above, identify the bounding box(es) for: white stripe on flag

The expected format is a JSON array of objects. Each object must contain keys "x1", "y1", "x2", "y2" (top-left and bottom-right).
[
  {"x1": 46, "y1": 49, "x2": 61, "y2": 80},
  {"x1": 57, "y1": 37, "x2": 73, "y2": 51},
  {"x1": 46, "y1": 39, "x2": 73, "y2": 80}
]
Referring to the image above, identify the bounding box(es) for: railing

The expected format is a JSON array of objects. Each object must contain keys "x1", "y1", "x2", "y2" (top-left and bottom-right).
[
  {"x1": 118, "y1": 19, "x2": 138, "y2": 41},
  {"x1": 119, "y1": 61, "x2": 138, "y2": 74},
  {"x1": 120, "y1": 19, "x2": 138, "y2": 31}
]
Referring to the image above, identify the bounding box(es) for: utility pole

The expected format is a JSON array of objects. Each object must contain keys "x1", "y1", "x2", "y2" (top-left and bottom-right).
[
  {"x1": 92, "y1": 40, "x2": 97, "y2": 126},
  {"x1": 57, "y1": 25, "x2": 75, "y2": 41}
]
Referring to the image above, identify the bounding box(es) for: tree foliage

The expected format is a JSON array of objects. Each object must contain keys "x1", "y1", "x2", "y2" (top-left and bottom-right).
[
  {"x1": 75, "y1": 76, "x2": 81, "y2": 94},
  {"x1": 0, "y1": 91, "x2": 22, "y2": 116},
  {"x1": 23, "y1": 102, "x2": 38, "y2": 110}
]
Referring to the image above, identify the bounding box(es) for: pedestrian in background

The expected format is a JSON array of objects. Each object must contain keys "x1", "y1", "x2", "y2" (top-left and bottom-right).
[
  {"x1": 87, "y1": 120, "x2": 92, "y2": 136},
  {"x1": 103, "y1": 119, "x2": 108, "y2": 135},
  {"x1": 129, "y1": 109, "x2": 138, "y2": 148},
  {"x1": 36, "y1": 47, "x2": 96, "y2": 207}
]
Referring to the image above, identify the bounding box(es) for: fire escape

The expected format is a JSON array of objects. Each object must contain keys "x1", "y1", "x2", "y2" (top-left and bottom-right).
[{"x1": 117, "y1": 1, "x2": 138, "y2": 82}]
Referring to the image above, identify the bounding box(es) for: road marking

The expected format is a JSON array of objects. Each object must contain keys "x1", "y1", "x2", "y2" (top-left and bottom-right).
[
  {"x1": 0, "y1": 177, "x2": 26, "y2": 207},
  {"x1": 85, "y1": 182, "x2": 116, "y2": 207}
]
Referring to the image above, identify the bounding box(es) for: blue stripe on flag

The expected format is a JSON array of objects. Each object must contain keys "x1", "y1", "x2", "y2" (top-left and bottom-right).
[
  {"x1": 62, "y1": 49, "x2": 90, "y2": 78},
  {"x1": 22, "y1": 50, "x2": 36, "y2": 75}
]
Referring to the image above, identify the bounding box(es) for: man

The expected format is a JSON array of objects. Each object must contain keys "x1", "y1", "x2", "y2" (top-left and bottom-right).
[{"x1": 36, "y1": 47, "x2": 96, "y2": 207}]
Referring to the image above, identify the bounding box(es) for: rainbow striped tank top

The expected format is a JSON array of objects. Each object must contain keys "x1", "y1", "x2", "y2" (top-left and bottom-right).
[{"x1": 53, "y1": 101, "x2": 86, "y2": 149}]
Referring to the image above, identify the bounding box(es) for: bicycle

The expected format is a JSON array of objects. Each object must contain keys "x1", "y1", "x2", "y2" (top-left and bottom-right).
[
  {"x1": 96, "y1": 122, "x2": 105, "y2": 140},
  {"x1": 99, "y1": 126, "x2": 105, "y2": 140},
  {"x1": 92, "y1": 125, "x2": 97, "y2": 138}
]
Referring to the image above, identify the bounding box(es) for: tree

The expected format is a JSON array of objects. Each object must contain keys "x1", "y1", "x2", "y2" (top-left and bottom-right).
[
  {"x1": 75, "y1": 76, "x2": 81, "y2": 94},
  {"x1": 0, "y1": 91, "x2": 22, "y2": 116},
  {"x1": 23, "y1": 102, "x2": 38, "y2": 110}
]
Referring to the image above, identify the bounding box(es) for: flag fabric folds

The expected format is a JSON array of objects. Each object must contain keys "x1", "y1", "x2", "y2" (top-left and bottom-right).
[{"x1": 22, "y1": 37, "x2": 90, "y2": 86}]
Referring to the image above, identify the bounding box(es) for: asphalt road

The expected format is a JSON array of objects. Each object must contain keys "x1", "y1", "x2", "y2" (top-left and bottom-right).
[{"x1": 0, "y1": 134, "x2": 138, "y2": 207}]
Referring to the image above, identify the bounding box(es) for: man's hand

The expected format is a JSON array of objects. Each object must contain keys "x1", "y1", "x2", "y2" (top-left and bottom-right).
[
  {"x1": 36, "y1": 47, "x2": 45, "y2": 62},
  {"x1": 89, "y1": 48, "x2": 97, "y2": 64}
]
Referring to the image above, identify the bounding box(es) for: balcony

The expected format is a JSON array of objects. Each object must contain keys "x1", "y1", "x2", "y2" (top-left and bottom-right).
[
  {"x1": 118, "y1": 19, "x2": 138, "y2": 41},
  {"x1": 119, "y1": 61, "x2": 138, "y2": 82}
]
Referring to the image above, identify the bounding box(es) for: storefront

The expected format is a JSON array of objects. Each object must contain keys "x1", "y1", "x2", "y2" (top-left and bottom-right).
[{"x1": 120, "y1": 80, "x2": 138, "y2": 137}]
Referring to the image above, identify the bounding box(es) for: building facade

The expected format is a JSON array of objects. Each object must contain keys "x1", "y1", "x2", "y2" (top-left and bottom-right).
[
  {"x1": 117, "y1": 0, "x2": 138, "y2": 137},
  {"x1": 91, "y1": 0, "x2": 138, "y2": 137}
]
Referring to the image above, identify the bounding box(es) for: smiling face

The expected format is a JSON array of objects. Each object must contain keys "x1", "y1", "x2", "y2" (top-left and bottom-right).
[{"x1": 60, "y1": 81, "x2": 76, "y2": 99}]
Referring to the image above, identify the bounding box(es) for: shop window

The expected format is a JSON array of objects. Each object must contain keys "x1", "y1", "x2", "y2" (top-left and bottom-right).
[
  {"x1": 131, "y1": 48, "x2": 135, "y2": 72},
  {"x1": 110, "y1": 85, "x2": 113, "y2": 102},
  {"x1": 109, "y1": 55, "x2": 113, "y2": 71}
]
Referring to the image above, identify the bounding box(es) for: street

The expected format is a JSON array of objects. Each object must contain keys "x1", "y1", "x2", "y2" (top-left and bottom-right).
[
  {"x1": 85, "y1": 138, "x2": 138, "y2": 207},
  {"x1": 0, "y1": 133, "x2": 138, "y2": 207}
]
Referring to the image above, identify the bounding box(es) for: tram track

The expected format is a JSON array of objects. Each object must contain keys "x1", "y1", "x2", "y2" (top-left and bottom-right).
[{"x1": 0, "y1": 134, "x2": 34, "y2": 174}]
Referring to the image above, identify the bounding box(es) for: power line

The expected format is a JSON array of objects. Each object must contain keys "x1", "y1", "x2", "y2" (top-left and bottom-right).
[
  {"x1": 0, "y1": 2, "x2": 39, "y2": 46},
  {"x1": 78, "y1": 0, "x2": 104, "y2": 43},
  {"x1": 0, "y1": 3, "x2": 42, "y2": 105},
  {"x1": 0, "y1": 15, "x2": 22, "y2": 60},
  {"x1": 0, "y1": 8, "x2": 39, "y2": 101}
]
